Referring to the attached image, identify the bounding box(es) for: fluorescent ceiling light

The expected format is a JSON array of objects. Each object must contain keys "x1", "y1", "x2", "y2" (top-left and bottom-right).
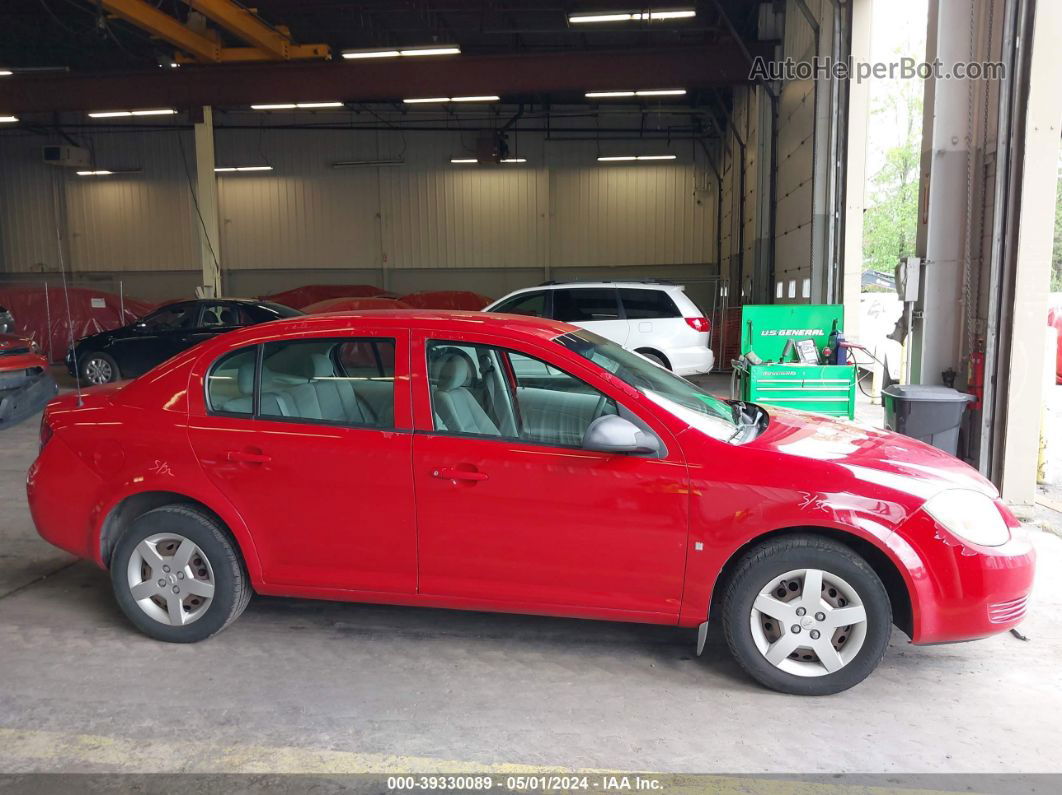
[
  {"x1": 500, "y1": 158, "x2": 527, "y2": 163},
  {"x1": 342, "y1": 49, "x2": 401, "y2": 59},
  {"x1": 570, "y1": 9, "x2": 695, "y2": 23},
  {"x1": 648, "y1": 9, "x2": 696, "y2": 19},
  {"x1": 215, "y1": 165, "x2": 273, "y2": 172},
  {"x1": 0, "y1": 115, "x2": 18, "y2": 123},
  {"x1": 404, "y1": 96, "x2": 498, "y2": 104},
  {"x1": 570, "y1": 13, "x2": 633, "y2": 23},
  {"x1": 597, "y1": 154, "x2": 677, "y2": 162},
  {"x1": 252, "y1": 102, "x2": 344, "y2": 110},
  {"x1": 0, "y1": 70, "x2": 12, "y2": 77},
  {"x1": 586, "y1": 89, "x2": 686, "y2": 98},
  {"x1": 342, "y1": 45, "x2": 460, "y2": 59},
  {"x1": 450, "y1": 158, "x2": 478, "y2": 164},
  {"x1": 400, "y1": 46, "x2": 461, "y2": 56},
  {"x1": 76, "y1": 170, "x2": 114, "y2": 176},
  {"x1": 88, "y1": 108, "x2": 176, "y2": 118},
  {"x1": 332, "y1": 158, "x2": 405, "y2": 168}
]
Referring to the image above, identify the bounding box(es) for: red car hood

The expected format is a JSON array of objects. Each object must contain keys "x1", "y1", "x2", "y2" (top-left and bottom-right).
[{"x1": 745, "y1": 406, "x2": 997, "y2": 501}]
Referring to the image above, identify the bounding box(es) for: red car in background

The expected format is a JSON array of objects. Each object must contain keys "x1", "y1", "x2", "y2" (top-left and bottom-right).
[
  {"x1": 27, "y1": 311, "x2": 1034, "y2": 695},
  {"x1": 0, "y1": 330, "x2": 57, "y2": 429}
]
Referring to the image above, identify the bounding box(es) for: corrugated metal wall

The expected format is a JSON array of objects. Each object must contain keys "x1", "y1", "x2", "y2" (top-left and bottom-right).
[
  {"x1": 0, "y1": 125, "x2": 716, "y2": 293},
  {"x1": 774, "y1": 0, "x2": 833, "y2": 304}
]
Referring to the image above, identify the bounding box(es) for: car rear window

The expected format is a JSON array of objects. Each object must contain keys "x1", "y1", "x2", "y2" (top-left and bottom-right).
[
  {"x1": 493, "y1": 291, "x2": 547, "y2": 317},
  {"x1": 619, "y1": 289, "x2": 681, "y2": 319},
  {"x1": 552, "y1": 289, "x2": 621, "y2": 323}
]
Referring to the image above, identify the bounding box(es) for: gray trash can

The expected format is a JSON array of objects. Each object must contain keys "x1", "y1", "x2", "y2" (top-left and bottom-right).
[{"x1": 881, "y1": 384, "x2": 973, "y2": 455}]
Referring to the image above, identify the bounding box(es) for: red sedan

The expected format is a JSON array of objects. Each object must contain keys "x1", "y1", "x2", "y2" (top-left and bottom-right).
[{"x1": 27, "y1": 310, "x2": 1034, "y2": 695}]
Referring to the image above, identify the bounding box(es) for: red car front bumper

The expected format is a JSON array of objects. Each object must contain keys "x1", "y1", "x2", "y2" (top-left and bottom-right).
[{"x1": 899, "y1": 508, "x2": 1036, "y2": 644}]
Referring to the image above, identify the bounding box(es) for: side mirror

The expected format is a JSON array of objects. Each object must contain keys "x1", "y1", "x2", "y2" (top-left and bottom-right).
[{"x1": 582, "y1": 415, "x2": 661, "y2": 455}]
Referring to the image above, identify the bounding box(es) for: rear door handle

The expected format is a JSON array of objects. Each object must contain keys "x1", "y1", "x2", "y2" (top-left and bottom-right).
[
  {"x1": 433, "y1": 467, "x2": 488, "y2": 482},
  {"x1": 225, "y1": 449, "x2": 271, "y2": 465}
]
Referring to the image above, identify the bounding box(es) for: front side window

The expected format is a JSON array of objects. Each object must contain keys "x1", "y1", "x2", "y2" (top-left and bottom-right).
[
  {"x1": 258, "y1": 338, "x2": 396, "y2": 427},
  {"x1": 493, "y1": 291, "x2": 547, "y2": 317},
  {"x1": 619, "y1": 288, "x2": 681, "y2": 319},
  {"x1": 427, "y1": 340, "x2": 618, "y2": 448},
  {"x1": 207, "y1": 346, "x2": 257, "y2": 415},
  {"x1": 551, "y1": 289, "x2": 621, "y2": 323},
  {"x1": 555, "y1": 329, "x2": 739, "y2": 441}
]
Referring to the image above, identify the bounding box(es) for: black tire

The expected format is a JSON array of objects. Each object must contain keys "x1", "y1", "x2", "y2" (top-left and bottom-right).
[
  {"x1": 721, "y1": 534, "x2": 891, "y2": 696},
  {"x1": 80, "y1": 351, "x2": 121, "y2": 384},
  {"x1": 637, "y1": 350, "x2": 670, "y2": 370},
  {"x1": 110, "y1": 505, "x2": 252, "y2": 643}
]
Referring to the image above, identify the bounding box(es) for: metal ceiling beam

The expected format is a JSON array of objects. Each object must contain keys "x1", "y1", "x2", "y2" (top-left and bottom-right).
[
  {"x1": 99, "y1": 0, "x2": 222, "y2": 63},
  {"x1": 180, "y1": 0, "x2": 330, "y2": 61},
  {"x1": 172, "y1": 44, "x2": 332, "y2": 63},
  {"x1": 0, "y1": 43, "x2": 770, "y2": 114}
]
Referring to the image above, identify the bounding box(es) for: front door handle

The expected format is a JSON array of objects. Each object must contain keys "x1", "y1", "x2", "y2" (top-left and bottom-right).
[
  {"x1": 433, "y1": 467, "x2": 488, "y2": 482},
  {"x1": 225, "y1": 449, "x2": 271, "y2": 465}
]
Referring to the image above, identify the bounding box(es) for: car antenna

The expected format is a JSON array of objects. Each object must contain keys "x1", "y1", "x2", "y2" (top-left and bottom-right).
[{"x1": 52, "y1": 180, "x2": 83, "y2": 407}]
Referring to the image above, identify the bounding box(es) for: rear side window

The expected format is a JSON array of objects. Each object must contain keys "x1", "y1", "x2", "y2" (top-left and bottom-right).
[
  {"x1": 493, "y1": 291, "x2": 547, "y2": 317},
  {"x1": 552, "y1": 289, "x2": 621, "y2": 323},
  {"x1": 619, "y1": 289, "x2": 681, "y2": 319},
  {"x1": 207, "y1": 346, "x2": 257, "y2": 415},
  {"x1": 258, "y1": 338, "x2": 396, "y2": 428}
]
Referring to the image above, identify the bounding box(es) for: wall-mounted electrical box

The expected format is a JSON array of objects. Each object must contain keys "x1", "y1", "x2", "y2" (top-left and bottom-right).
[{"x1": 42, "y1": 145, "x2": 91, "y2": 168}]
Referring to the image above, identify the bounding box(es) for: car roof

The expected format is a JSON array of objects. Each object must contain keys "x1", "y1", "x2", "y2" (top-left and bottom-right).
[
  {"x1": 218, "y1": 309, "x2": 575, "y2": 344},
  {"x1": 502, "y1": 281, "x2": 683, "y2": 294}
]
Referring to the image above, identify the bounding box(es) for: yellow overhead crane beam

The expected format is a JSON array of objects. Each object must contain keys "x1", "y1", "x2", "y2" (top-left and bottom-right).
[
  {"x1": 100, "y1": 0, "x2": 222, "y2": 62},
  {"x1": 180, "y1": 1, "x2": 328, "y2": 61},
  {"x1": 99, "y1": 0, "x2": 330, "y2": 64}
]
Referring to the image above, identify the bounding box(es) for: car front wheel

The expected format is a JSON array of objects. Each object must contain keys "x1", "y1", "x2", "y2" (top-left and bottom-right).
[
  {"x1": 81, "y1": 352, "x2": 120, "y2": 384},
  {"x1": 110, "y1": 505, "x2": 252, "y2": 642},
  {"x1": 721, "y1": 534, "x2": 892, "y2": 695}
]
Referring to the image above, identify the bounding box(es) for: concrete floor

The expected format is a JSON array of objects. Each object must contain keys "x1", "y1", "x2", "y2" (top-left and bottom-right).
[{"x1": 1, "y1": 376, "x2": 1061, "y2": 776}]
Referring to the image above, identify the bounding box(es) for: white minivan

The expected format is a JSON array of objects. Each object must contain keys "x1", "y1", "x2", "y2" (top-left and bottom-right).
[{"x1": 484, "y1": 281, "x2": 715, "y2": 375}]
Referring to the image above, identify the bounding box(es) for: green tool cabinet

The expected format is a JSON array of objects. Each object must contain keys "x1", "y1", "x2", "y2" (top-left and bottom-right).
[{"x1": 731, "y1": 304, "x2": 857, "y2": 420}]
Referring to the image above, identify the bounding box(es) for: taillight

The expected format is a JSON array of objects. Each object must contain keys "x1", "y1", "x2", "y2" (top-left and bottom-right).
[
  {"x1": 39, "y1": 415, "x2": 53, "y2": 453},
  {"x1": 685, "y1": 316, "x2": 711, "y2": 333}
]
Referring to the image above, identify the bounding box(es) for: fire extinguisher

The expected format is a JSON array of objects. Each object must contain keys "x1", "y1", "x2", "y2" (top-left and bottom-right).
[{"x1": 968, "y1": 349, "x2": 985, "y2": 411}]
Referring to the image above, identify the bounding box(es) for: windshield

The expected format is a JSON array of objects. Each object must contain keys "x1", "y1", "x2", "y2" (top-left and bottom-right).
[{"x1": 554, "y1": 329, "x2": 740, "y2": 441}]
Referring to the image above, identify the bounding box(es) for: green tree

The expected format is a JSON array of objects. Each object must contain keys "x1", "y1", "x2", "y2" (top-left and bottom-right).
[{"x1": 863, "y1": 76, "x2": 922, "y2": 276}]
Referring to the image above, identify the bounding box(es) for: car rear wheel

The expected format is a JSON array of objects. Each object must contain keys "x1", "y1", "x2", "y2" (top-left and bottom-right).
[
  {"x1": 637, "y1": 350, "x2": 670, "y2": 370},
  {"x1": 721, "y1": 534, "x2": 891, "y2": 695},
  {"x1": 110, "y1": 505, "x2": 252, "y2": 642},
  {"x1": 81, "y1": 352, "x2": 120, "y2": 384}
]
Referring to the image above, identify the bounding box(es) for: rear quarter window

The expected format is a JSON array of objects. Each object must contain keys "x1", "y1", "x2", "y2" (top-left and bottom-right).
[{"x1": 619, "y1": 289, "x2": 681, "y2": 319}]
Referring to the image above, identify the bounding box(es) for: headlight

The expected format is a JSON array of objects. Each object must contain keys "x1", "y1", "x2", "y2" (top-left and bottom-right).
[{"x1": 923, "y1": 489, "x2": 1011, "y2": 547}]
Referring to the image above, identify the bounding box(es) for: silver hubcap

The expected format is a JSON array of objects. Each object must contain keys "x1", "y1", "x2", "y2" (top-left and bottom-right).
[
  {"x1": 84, "y1": 357, "x2": 113, "y2": 384},
  {"x1": 749, "y1": 568, "x2": 868, "y2": 678},
  {"x1": 126, "y1": 534, "x2": 215, "y2": 626}
]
